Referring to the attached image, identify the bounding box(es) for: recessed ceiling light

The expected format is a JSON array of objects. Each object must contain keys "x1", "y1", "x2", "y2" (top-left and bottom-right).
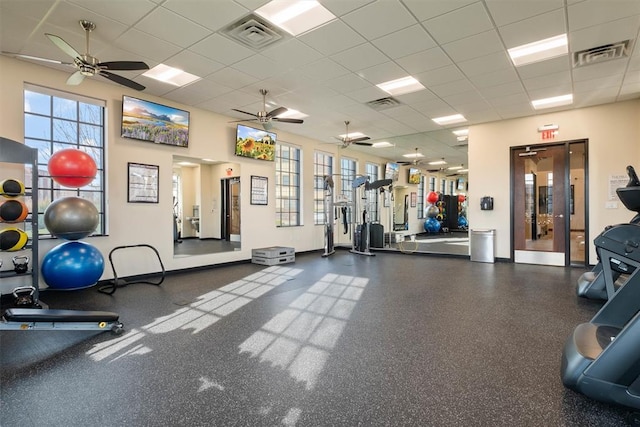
[
  {"x1": 452, "y1": 129, "x2": 469, "y2": 137},
  {"x1": 403, "y1": 152, "x2": 424, "y2": 159},
  {"x1": 377, "y1": 76, "x2": 425, "y2": 96},
  {"x1": 459, "y1": 169, "x2": 469, "y2": 173},
  {"x1": 428, "y1": 159, "x2": 447, "y2": 165},
  {"x1": 339, "y1": 131, "x2": 367, "y2": 139},
  {"x1": 255, "y1": 0, "x2": 336, "y2": 36},
  {"x1": 447, "y1": 165, "x2": 463, "y2": 170},
  {"x1": 457, "y1": 136, "x2": 468, "y2": 142},
  {"x1": 372, "y1": 141, "x2": 393, "y2": 148},
  {"x1": 143, "y1": 64, "x2": 200, "y2": 86},
  {"x1": 432, "y1": 114, "x2": 467, "y2": 125},
  {"x1": 275, "y1": 108, "x2": 308, "y2": 119},
  {"x1": 508, "y1": 34, "x2": 568, "y2": 67},
  {"x1": 531, "y1": 94, "x2": 573, "y2": 110}
]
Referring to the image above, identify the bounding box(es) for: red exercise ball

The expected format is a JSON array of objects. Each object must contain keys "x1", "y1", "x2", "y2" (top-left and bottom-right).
[
  {"x1": 458, "y1": 194, "x2": 466, "y2": 203},
  {"x1": 426, "y1": 191, "x2": 439, "y2": 205},
  {"x1": 48, "y1": 149, "x2": 97, "y2": 188}
]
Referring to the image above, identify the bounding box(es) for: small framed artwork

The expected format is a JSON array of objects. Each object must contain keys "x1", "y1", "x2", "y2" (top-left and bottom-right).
[
  {"x1": 250, "y1": 175, "x2": 268, "y2": 205},
  {"x1": 127, "y1": 162, "x2": 159, "y2": 203},
  {"x1": 410, "y1": 192, "x2": 417, "y2": 207}
]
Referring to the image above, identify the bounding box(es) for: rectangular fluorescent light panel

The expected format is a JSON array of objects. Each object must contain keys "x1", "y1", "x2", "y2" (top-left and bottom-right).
[
  {"x1": 372, "y1": 141, "x2": 393, "y2": 148},
  {"x1": 447, "y1": 165, "x2": 463, "y2": 170},
  {"x1": 452, "y1": 129, "x2": 469, "y2": 137},
  {"x1": 403, "y1": 152, "x2": 424, "y2": 159},
  {"x1": 143, "y1": 64, "x2": 200, "y2": 86},
  {"x1": 531, "y1": 94, "x2": 573, "y2": 110},
  {"x1": 274, "y1": 108, "x2": 308, "y2": 119},
  {"x1": 428, "y1": 160, "x2": 447, "y2": 165},
  {"x1": 508, "y1": 34, "x2": 568, "y2": 67},
  {"x1": 377, "y1": 76, "x2": 425, "y2": 96},
  {"x1": 339, "y1": 131, "x2": 366, "y2": 139},
  {"x1": 432, "y1": 114, "x2": 467, "y2": 125},
  {"x1": 255, "y1": 0, "x2": 336, "y2": 36}
]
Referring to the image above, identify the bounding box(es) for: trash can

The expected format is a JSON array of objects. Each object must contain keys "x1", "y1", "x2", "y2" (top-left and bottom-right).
[{"x1": 470, "y1": 229, "x2": 495, "y2": 263}]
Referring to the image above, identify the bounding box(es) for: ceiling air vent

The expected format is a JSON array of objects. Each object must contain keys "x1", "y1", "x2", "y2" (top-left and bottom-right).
[
  {"x1": 366, "y1": 96, "x2": 402, "y2": 111},
  {"x1": 573, "y1": 40, "x2": 632, "y2": 68},
  {"x1": 222, "y1": 14, "x2": 285, "y2": 50}
]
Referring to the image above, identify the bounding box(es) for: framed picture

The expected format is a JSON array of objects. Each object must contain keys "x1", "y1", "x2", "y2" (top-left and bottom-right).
[
  {"x1": 410, "y1": 192, "x2": 417, "y2": 207},
  {"x1": 250, "y1": 175, "x2": 268, "y2": 205},
  {"x1": 128, "y1": 162, "x2": 159, "y2": 203}
]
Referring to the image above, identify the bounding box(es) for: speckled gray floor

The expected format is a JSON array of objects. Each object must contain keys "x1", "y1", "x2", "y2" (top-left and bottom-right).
[{"x1": 0, "y1": 250, "x2": 633, "y2": 426}]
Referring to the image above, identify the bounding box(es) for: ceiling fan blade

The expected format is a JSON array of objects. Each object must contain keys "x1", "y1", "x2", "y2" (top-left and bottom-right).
[
  {"x1": 350, "y1": 136, "x2": 371, "y2": 143},
  {"x1": 66, "y1": 71, "x2": 85, "y2": 86},
  {"x1": 353, "y1": 141, "x2": 373, "y2": 146},
  {"x1": 232, "y1": 108, "x2": 259, "y2": 118},
  {"x1": 98, "y1": 70, "x2": 145, "y2": 91},
  {"x1": 273, "y1": 118, "x2": 304, "y2": 124},
  {"x1": 227, "y1": 119, "x2": 258, "y2": 123},
  {"x1": 267, "y1": 106, "x2": 287, "y2": 118},
  {"x1": 2, "y1": 51, "x2": 74, "y2": 65},
  {"x1": 98, "y1": 61, "x2": 149, "y2": 71},
  {"x1": 45, "y1": 33, "x2": 81, "y2": 59}
]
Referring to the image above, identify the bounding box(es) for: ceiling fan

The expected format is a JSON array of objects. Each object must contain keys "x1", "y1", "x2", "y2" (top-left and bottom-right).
[
  {"x1": 398, "y1": 147, "x2": 424, "y2": 166},
  {"x1": 3, "y1": 20, "x2": 149, "y2": 91},
  {"x1": 231, "y1": 89, "x2": 304, "y2": 130},
  {"x1": 334, "y1": 121, "x2": 372, "y2": 148}
]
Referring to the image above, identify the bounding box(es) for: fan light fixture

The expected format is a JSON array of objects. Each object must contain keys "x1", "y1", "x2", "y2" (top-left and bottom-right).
[
  {"x1": 508, "y1": 34, "x2": 568, "y2": 67},
  {"x1": 255, "y1": 0, "x2": 336, "y2": 36}
]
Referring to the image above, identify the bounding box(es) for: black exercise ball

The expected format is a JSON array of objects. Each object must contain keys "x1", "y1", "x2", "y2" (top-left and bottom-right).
[{"x1": 0, "y1": 199, "x2": 29, "y2": 222}]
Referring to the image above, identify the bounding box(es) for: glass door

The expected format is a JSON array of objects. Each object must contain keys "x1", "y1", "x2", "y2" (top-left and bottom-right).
[{"x1": 512, "y1": 144, "x2": 568, "y2": 266}]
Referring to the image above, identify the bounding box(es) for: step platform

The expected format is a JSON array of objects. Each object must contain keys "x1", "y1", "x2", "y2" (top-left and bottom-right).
[{"x1": 252, "y1": 246, "x2": 295, "y2": 266}]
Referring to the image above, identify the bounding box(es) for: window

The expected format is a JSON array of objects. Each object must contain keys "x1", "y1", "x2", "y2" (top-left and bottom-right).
[
  {"x1": 429, "y1": 176, "x2": 436, "y2": 192},
  {"x1": 417, "y1": 175, "x2": 425, "y2": 219},
  {"x1": 314, "y1": 151, "x2": 333, "y2": 225},
  {"x1": 340, "y1": 157, "x2": 357, "y2": 224},
  {"x1": 23, "y1": 85, "x2": 106, "y2": 237},
  {"x1": 441, "y1": 178, "x2": 446, "y2": 194},
  {"x1": 366, "y1": 163, "x2": 380, "y2": 222},
  {"x1": 275, "y1": 143, "x2": 301, "y2": 226},
  {"x1": 449, "y1": 180, "x2": 455, "y2": 195}
]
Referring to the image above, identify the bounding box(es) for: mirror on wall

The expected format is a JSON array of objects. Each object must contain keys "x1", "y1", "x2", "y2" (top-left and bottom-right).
[{"x1": 172, "y1": 155, "x2": 241, "y2": 258}]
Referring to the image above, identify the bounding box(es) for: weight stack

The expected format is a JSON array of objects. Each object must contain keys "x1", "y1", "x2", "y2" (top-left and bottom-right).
[{"x1": 251, "y1": 246, "x2": 295, "y2": 266}]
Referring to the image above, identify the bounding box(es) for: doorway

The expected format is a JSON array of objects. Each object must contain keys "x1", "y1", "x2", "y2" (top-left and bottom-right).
[
  {"x1": 511, "y1": 140, "x2": 587, "y2": 266},
  {"x1": 221, "y1": 177, "x2": 241, "y2": 242}
]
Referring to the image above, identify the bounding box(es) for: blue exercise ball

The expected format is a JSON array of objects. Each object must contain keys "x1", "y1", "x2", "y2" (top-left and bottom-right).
[
  {"x1": 41, "y1": 241, "x2": 104, "y2": 290},
  {"x1": 424, "y1": 217, "x2": 441, "y2": 233},
  {"x1": 458, "y1": 215, "x2": 469, "y2": 229}
]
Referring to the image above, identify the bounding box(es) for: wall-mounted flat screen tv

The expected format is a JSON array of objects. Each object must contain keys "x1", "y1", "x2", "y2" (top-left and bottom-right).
[
  {"x1": 235, "y1": 124, "x2": 276, "y2": 161},
  {"x1": 121, "y1": 95, "x2": 190, "y2": 147},
  {"x1": 384, "y1": 162, "x2": 399, "y2": 181},
  {"x1": 408, "y1": 167, "x2": 421, "y2": 184}
]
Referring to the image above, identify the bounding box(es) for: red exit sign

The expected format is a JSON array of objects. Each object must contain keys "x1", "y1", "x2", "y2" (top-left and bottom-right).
[{"x1": 541, "y1": 129, "x2": 556, "y2": 140}]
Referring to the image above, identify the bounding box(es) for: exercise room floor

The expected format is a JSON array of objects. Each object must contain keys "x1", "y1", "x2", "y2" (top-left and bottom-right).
[{"x1": 0, "y1": 251, "x2": 631, "y2": 426}]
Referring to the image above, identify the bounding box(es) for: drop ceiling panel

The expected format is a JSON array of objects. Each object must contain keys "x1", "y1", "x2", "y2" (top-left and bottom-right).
[
  {"x1": 68, "y1": 0, "x2": 157, "y2": 26},
  {"x1": 231, "y1": 54, "x2": 288, "y2": 80},
  {"x1": 416, "y1": 65, "x2": 467, "y2": 87},
  {"x1": 329, "y1": 43, "x2": 389, "y2": 72},
  {"x1": 371, "y1": 24, "x2": 437, "y2": 59},
  {"x1": 441, "y1": 30, "x2": 504, "y2": 62},
  {"x1": 324, "y1": 73, "x2": 372, "y2": 93},
  {"x1": 522, "y1": 71, "x2": 572, "y2": 91},
  {"x1": 423, "y1": 2, "x2": 494, "y2": 44},
  {"x1": 515, "y1": 55, "x2": 571, "y2": 79},
  {"x1": 189, "y1": 34, "x2": 255, "y2": 66},
  {"x1": 403, "y1": 0, "x2": 477, "y2": 21},
  {"x1": 457, "y1": 51, "x2": 514, "y2": 77},
  {"x1": 341, "y1": 1, "x2": 417, "y2": 40},
  {"x1": 395, "y1": 47, "x2": 453, "y2": 74},
  {"x1": 164, "y1": 50, "x2": 225, "y2": 78},
  {"x1": 469, "y1": 68, "x2": 520, "y2": 88},
  {"x1": 321, "y1": 0, "x2": 376, "y2": 17},
  {"x1": 430, "y1": 78, "x2": 476, "y2": 98},
  {"x1": 357, "y1": 61, "x2": 408, "y2": 85},
  {"x1": 297, "y1": 58, "x2": 350, "y2": 82},
  {"x1": 114, "y1": 28, "x2": 182, "y2": 62},
  {"x1": 297, "y1": 19, "x2": 366, "y2": 56},
  {"x1": 206, "y1": 66, "x2": 258, "y2": 89},
  {"x1": 484, "y1": 0, "x2": 563, "y2": 27},
  {"x1": 162, "y1": 0, "x2": 248, "y2": 32},
  {"x1": 569, "y1": 15, "x2": 640, "y2": 52},
  {"x1": 261, "y1": 39, "x2": 323, "y2": 69},
  {"x1": 572, "y1": 60, "x2": 629, "y2": 81},
  {"x1": 568, "y1": 0, "x2": 640, "y2": 31},
  {"x1": 135, "y1": 7, "x2": 210, "y2": 48},
  {"x1": 479, "y1": 81, "x2": 526, "y2": 99},
  {"x1": 45, "y1": 2, "x2": 128, "y2": 42},
  {"x1": 498, "y1": 9, "x2": 566, "y2": 48}
]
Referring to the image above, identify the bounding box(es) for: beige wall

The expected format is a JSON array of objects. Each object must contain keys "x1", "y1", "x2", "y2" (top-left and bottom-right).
[{"x1": 468, "y1": 99, "x2": 640, "y2": 264}]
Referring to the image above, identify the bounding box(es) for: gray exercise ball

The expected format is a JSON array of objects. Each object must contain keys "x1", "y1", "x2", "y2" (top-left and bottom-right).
[
  {"x1": 44, "y1": 196, "x2": 99, "y2": 240},
  {"x1": 426, "y1": 205, "x2": 439, "y2": 218}
]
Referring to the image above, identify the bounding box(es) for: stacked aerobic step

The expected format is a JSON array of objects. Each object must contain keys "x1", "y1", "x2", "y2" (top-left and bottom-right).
[{"x1": 251, "y1": 246, "x2": 295, "y2": 266}]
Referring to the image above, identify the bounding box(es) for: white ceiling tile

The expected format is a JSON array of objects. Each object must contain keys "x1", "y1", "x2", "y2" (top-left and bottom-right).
[
  {"x1": 189, "y1": 34, "x2": 254, "y2": 66},
  {"x1": 330, "y1": 43, "x2": 389, "y2": 72},
  {"x1": 341, "y1": 0, "x2": 417, "y2": 40},
  {"x1": 0, "y1": 0, "x2": 56, "y2": 20},
  {"x1": 619, "y1": 82, "x2": 640, "y2": 96},
  {"x1": 165, "y1": 50, "x2": 225, "y2": 78},
  {"x1": 494, "y1": 103, "x2": 534, "y2": 119},
  {"x1": 115, "y1": 28, "x2": 182, "y2": 62},
  {"x1": 515, "y1": 55, "x2": 571, "y2": 79},
  {"x1": 457, "y1": 51, "x2": 513, "y2": 77},
  {"x1": 231, "y1": 54, "x2": 288, "y2": 80},
  {"x1": 574, "y1": 74, "x2": 624, "y2": 92},
  {"x1": 485, "y1": 0, "x2": 563, "y2": 26},
  {"x1": 453, "y1": 99, "x2": 495, "y2": 113},
  {"x1": 346, "y1": 85, "x2": 389, "y2": 103},
  {"x1": 415, "y1": 65, "x2": 466, "y2": 87},
  {"x1": 0, "y1": 12, "x2": 42, "y2": 52},
  {"x1": 442, "y1": 90, "x2": 487, "y2": 106},
  {"x1": 206, "y1": 67, "x2": 258, "y2": 89},
  {"x1": 522, "y1": 71, "x2": 572, "y2": 91},
  {"x1": 569, "y1": 15, "x2": 640, "y2": 52},
  {"x1": 261, "y1": 39, "x2": 323, "y2": 68},
  {"x1": 411, "y1": 98, "x2": 456, "y2": 116},
  {"x1": 423, "y1": 2, "x2": 494, "y2": 44},
  {"x1": 489, "y1": 92, "x2": 530, "y2": 107},
  {"x1": 321, "y1": 0, "x2": 376, "y2": 17},
  {"x1": 298, "y1": 19, "x2": 366, "y2": 56},
  {"x1": 44, "y1": 2, "x2": 129, "y2": 42},
  {"x1": 135, "y1": 7, "x2": 210, "y2": 48},
  {"x1": 68, "y1": 0, "x2": 157, "y2": 26},
  {"x1": 479, "y1": 81, "x2": 525, "y2": 99},
  {"x1": 572, "y1": 60, "x2": 628, "y2": 81},
  {"x1": 297, "y1": 58, "x2": 350, "y2": 82},
  {"x1": 162, "y1": 0, "x2": 248, "y2": 32},
  {"x1": 402, "y1": 0, "x2": 477, "y2": 21},
  {"x1": 441, "y1": 30, "x2": 504, "y2": 62},
  {"x1": 468, "y1": 67, "x2": 520, "y2": 88},
  {"x1": 395, "y1": 89, "x2": 438, "y2": 104},
  {"x1": 430, "y1": 79, "x2": 476, "y2": 97},
  {"x1": 323, "y1": 73, "x2": 372, "y2": 93},
  {"x1": 568, "y1": 0, "x2": 640, "y2": 31},
  {"x1": 164, "y1": 79, "x2": 233, "y2": 105},
  {"x1": 498, "y1": 9, "x2": 566, "y2": 49},
  {"x1": 527, "y1": 84, "x2": 574, "y2": 100},
  {"x1": 396, "y1": 47, "x2": 452, "y2": 74},
  {"x1": 371, "y1": 25, "x2": 437, "y2": 59},
  {"x1": 357, "y1": 61, "x2": 408, "y2": 85}
]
